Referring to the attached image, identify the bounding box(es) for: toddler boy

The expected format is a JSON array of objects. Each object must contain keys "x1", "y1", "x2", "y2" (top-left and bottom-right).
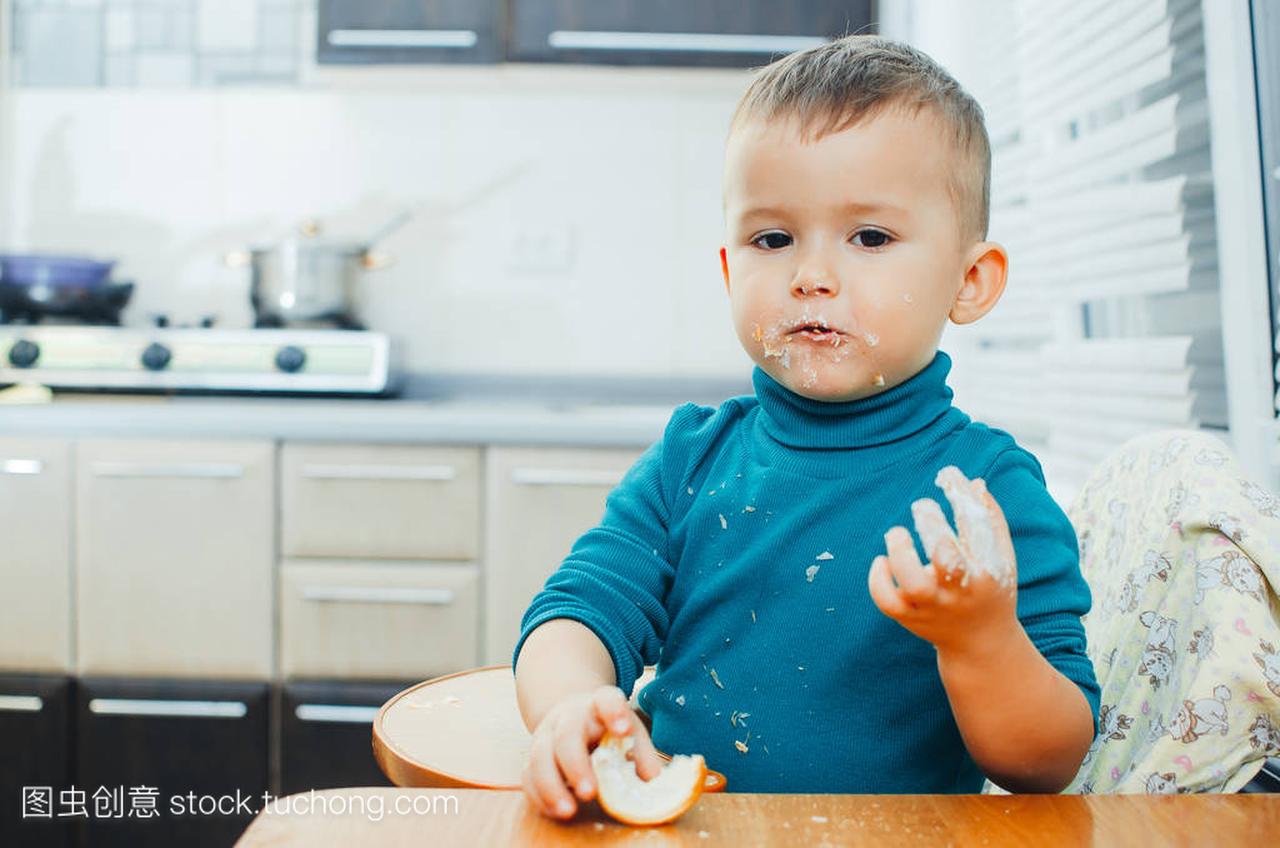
[{"x1": 513, "y1": 35, "x2": 1100, "y2": 818}]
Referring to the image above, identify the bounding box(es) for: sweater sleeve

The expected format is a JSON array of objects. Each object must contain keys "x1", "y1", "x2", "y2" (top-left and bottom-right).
[
  {"x1": 510, "y1": 408, "x2": 693, "y2": 699},
  {"x1": 982, "y1": 447, "x2": 1102, "y2": 733}
]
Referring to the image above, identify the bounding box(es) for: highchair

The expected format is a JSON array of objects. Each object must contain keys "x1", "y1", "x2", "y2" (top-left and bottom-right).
[{"x1": 986, "y1": 429, "x2": 1280, "y2": 794}]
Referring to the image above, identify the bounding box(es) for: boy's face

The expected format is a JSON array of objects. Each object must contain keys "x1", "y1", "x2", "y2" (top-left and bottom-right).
[{"x1": 721, "y1": 107, "x2": 996, "y2": 402}]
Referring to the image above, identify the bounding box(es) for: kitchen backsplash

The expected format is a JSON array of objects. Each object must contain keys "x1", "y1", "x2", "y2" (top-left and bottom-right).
[{"x1": 0, "y1": 2, "x2": 755, "y2": 377}]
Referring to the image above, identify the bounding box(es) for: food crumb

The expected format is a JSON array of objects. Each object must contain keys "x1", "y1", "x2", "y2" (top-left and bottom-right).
[
  {"x1": 816, "y1": 551, "x2": 834, "y2": 560},
  {"x1": 698, "y1": 831, "x2": 710, "y2": 839},
  {"x1": 444, "y1": 695, "x2": 461, "y2": 705},
  {"x1": 805, "y1": 565, "x2": 820, "y2": 582},
  {"x1": 687, "y1": 487, "x2": 694, "y2": 495},
  {"x1": 811, "y1": 815, "x2": 828, "y2": 824},
  {"x1": 750, "y1": 609, "x2": 756, "y2": 623},
  {"x1": 719, "y1": 513, "x2": 728, "y2": 530},
  {"x1": 825, "y1": 607, "x2": 835, "y2": 612},
  {"x1": 676, "y1": 695, "x2": 686, "y2": 706},
  {"x1": 709, "y1": 668, "x2": 725, "y2": 689},
  {"x1": 743, "y1": 505, "x2": 756, "y2": 512},
  {"x1": 735, "y1": 739, "x2": 749, "y2": 753},
  {"x1": 797, "y1": 665, "x2": 805, "y2": 672}
]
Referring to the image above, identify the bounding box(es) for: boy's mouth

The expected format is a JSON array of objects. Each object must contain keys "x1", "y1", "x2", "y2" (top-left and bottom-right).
[{"x1": 787, "y1": 322, "x2": 846, "y2": 341}]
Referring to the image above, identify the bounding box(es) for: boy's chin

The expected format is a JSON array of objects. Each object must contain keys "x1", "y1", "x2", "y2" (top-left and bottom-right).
[{"x1": 760, "y1": 362, "x2": 886, "y2": 403}]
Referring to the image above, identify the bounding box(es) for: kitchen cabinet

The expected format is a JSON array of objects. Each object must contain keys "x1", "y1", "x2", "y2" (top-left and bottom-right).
[
  {"x1": 280, "y1": 680, "x2": 412, "y2": 794},
  {"x1": 281, "y1": 443, "x2": 481, "y2": 561},
  {"x1": 0, "y1": 675, "x2": 74, "y2": 848},
  {"x1": 508, "y1": 0, "x2": 873, "y2": 68},
  {"x1": 482, "y1": 446, "x2": 642, "y2": 665},
  {"x1": 317, "y1": 0, "x2": 505, "y2": 65},
  {"x1": 280, "y1": 560, "x2": 480, "y2": 680},
  {"x1": 74, "y1": 440, "x2": 274, "y2": 679},
  {"x1": 0, "y1": 439, "x2": 72, "y2": 673},
  {"x1": 75, "y1": 677, "x2": 268, "y2": 848}
]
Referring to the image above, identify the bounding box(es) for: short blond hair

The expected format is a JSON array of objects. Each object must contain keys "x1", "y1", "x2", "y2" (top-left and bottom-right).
[{"x1": 729, "y1": 35, "x2": 991, "y2": 242}]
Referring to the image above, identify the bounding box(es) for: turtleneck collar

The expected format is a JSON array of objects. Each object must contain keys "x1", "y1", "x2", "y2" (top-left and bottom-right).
[{"x1": 752, "y1": 350, "x2": 956, "y2": 450}]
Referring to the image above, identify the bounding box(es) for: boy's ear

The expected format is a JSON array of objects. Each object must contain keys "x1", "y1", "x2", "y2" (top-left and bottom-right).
[
  {"x1": 719, "y1": 247, "x2": 731, "y2": 294},
  {"x1": 949, "y1": 242, "x2": 1008, "y2": 325}
]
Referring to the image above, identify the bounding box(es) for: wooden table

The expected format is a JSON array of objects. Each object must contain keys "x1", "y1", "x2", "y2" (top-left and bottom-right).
[{"x1": 236, "y1": 787, "x2": 1279, "y2": 846}]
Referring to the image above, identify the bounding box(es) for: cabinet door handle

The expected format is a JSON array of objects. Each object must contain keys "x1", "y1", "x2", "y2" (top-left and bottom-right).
[
  {"x1": 0, "y1": 459, "x2": 43, "y2": 475},
  {"x1": 300, "y1": 464, "x2": 457, "y2": 482},
  {"x1": 0, "y1": 695, "x2": 43, "y2": 712},
  {"x1": 547, "y1": 31, "x2": 827, "y2": 54},
  {"x1": 327, "y1": 29, "x2": 478, "y2": 49},
  {"x1": 90, "y1": 462, "x2": 245, "y2": 479},
  {"x1": 295, "y1": 704, "x2": 381, "y2": 724},
  {"x1": 88, "y1": 698, "x2": 248, "y2": 718},
  {"x1": 510, "y1": 467, "x2": 625, "y2": 487},
  {"x1": 301, "y1": 586, "x2": 456, "y2": 605}
]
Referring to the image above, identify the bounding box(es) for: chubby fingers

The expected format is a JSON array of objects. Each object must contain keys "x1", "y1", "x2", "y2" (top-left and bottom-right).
[
  {"x1": 591, "y1": 687, "x2": 664, "y2": 780},
  {"x1": 882, "y1": 525, "x2": 937, "y2": 604},
  {"x1": 527, "y1": 727, "x2": 577, "y2": 818},
  {"x1": 935, "y1": 467, "x2": 1001, "y2": 566},
  {"x1": 591, "y1": 685, "x2": 634, "y2": 738},
  {"x1": 911, "y1": 496, "x2": 966, "y2": 584},
  {"x1": 973, "y1": 478, "x2": 1018, "y2": 576},
  {"x1": 868, "y1": 555, "x2": 909, "y2": 618}
]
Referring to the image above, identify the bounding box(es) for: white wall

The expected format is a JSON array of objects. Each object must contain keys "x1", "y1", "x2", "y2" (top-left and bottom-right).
[{"x1": 0, "y1": 64, "x2": 753, "y2": 378}]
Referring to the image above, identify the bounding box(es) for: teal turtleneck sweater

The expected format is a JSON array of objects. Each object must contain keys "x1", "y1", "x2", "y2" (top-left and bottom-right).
[{"x1": 513, "y1": 350, "x2": 1100, "y2": 793}]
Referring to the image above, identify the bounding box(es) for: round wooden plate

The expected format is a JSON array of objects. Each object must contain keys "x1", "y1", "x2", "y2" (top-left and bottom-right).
[{"x1": 373, "y1": 664, "x2": 727, "y2": 792}]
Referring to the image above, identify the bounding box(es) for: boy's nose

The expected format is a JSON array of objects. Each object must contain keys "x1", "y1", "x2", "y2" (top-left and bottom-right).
[{"x1": 792, "y1": 277, "x2": 838, "y2": 297}]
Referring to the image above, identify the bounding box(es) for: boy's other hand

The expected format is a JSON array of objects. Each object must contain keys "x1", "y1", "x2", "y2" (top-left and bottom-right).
[
  {"x1": 868, "y1": 469, "x2": 1020, "y2": 654},
  {"x1": 521, "y1": 684, "x2": 665, "y2": 821}
]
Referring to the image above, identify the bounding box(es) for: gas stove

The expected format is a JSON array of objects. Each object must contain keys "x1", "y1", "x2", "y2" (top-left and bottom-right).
[{"x1": 0, "y1": 325, "x2": 395, "y2": 396}]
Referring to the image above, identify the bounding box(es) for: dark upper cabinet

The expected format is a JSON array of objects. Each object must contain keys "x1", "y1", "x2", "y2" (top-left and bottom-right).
[
  {"x1": 317, "y1": 1, "x2": 875, "y2": 68},
  {"x1": 317, "y1": 0, "x2": 506, "y2": 65},
  {"x1": 508, "y1": 0, "x2": 875, "y2": 68}
]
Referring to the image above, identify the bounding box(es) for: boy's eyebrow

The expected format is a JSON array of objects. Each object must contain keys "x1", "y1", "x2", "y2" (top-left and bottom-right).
[{"x1": 738, "y1": 200, "x2": 909, "y2": 220}]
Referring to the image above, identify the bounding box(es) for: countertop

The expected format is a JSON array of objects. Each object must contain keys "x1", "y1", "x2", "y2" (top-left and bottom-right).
[
  {"x1": 233, "y1": 787, "x2": 1280, "y2": 847},
  {"x1": 0, "y1": 372, "x2": 754, "y2": 447}
]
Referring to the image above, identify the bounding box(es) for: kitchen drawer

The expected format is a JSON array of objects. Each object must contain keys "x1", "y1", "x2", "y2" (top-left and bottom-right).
[
  {"x1": 0, "y1": 675, "x2": 74, "y2": 848},
  {"x1": 76, "y1": 677, "x2": 268, "y2": 848},
  {"x1": 0, "y1": 439, "x2": 72, "y2": 673},
  {"x1": 281, "y1": 679, "x2": 412, "y2": 795},
  {"x1": 281, "y1": 444, "x2": 480, "y2": 560},
  {"x1": 75, "y1": 440, "x2": 273, "y2": 679},
  {"x1": 482, "y1": 446, "x2": 641, "y2": 665},
  {"x1": 280, "y1": 561, "x2": 479, "y2": 680}
]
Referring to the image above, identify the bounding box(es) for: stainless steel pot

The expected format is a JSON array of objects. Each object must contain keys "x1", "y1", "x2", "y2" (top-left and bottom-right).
[{"x1": 228, "y1": 215, "x2": 405, "y2": 327}]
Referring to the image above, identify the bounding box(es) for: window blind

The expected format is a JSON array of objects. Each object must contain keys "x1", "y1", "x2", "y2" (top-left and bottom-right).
[{"x1": 935, "y1": 0, "x2": 1225, "y2": 506}]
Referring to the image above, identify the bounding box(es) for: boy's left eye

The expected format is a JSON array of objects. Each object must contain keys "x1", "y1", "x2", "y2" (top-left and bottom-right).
[{"x1": 852, "y1": 229, "x2": 892, "y2": 249}]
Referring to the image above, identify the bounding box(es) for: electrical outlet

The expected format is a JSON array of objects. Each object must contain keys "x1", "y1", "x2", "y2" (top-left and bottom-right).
[{"x1": 506, "y1": 223, "x2": 576, "y2": 274}]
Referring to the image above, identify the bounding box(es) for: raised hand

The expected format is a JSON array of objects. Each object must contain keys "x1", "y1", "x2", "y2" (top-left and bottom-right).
[{"x1": 867, "y1": 466, "x2": 1019, "y2": 653}]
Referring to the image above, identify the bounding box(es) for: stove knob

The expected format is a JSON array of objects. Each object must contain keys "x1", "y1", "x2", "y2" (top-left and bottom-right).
[
  {"x1": 275, "y1": 345, "x2": 307, "y2": 373},
  {"x1": 141, "y1": 342, "x2": 172, "y2": 371},
  {"x1": 8, "y1": 339, "x2": 40, "y2": 368}
]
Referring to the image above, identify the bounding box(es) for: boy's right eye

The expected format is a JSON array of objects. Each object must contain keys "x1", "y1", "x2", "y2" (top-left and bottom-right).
[{"x1": 751, "y1": 231, "x2": 792, "y2": 250}]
